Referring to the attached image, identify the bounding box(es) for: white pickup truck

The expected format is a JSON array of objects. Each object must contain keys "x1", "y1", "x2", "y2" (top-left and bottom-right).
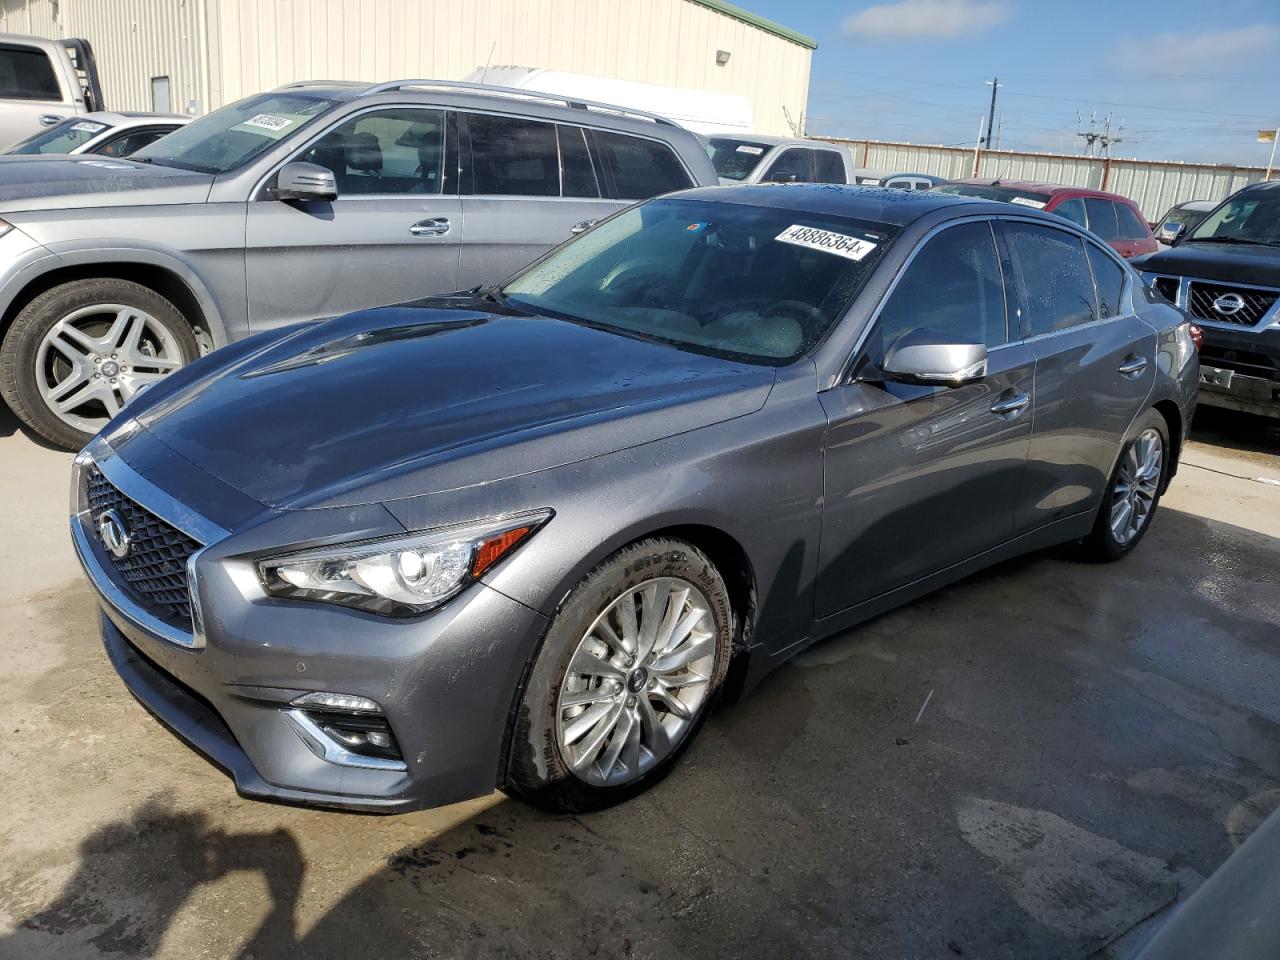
[{"x1": 0, "y1": 34, "x2": 104, "y2": 150}]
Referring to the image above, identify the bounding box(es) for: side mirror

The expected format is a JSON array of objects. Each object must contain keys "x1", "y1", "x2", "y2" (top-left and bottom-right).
[
  {"x1": 1159, "y1": 221, "x2": 1184, "y2": 242},
  {"x1": 768, "y1": 170, "x2": 798, "y2": 183},
  {"x1": 274, "y1": 161, "x2": 337, "y2": 201},
  {"x1": 882, "y1": 342, "x2": 988, "y2": 386}
]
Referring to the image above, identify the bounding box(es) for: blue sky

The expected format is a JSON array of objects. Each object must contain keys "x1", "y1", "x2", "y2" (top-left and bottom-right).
[{"x1": 743, "y1": 0, "x2": 1280, "y2": 167}]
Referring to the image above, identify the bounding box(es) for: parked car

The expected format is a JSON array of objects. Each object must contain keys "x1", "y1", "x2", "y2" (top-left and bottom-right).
[
  {"x1": 932, "y1": 178, "x2": 1159, "y2": 258},
  {"x1": 0, "y1": 33, "x2": 104, "y2": 149},
  {"x1": 3, "y1": 111, "x2": 189, "y2": 157},
  {"x1": 850, "y1": 169, "x2": 947, "y2": 190},
  {"x1": 1135, "y1": 180, "x2": 1280, "y2": 418},
  {"x1": 702, "y1": 134, "x2": 852, "y2": 184},
  {"x1": 71, "y1": 184, "x2": 1198, "y2": 814},
  {"x1": 1153, "y1": 199, "x2": 1215, "y2": 246},
  {"x1": 0, "y1": 78, "x2": 717, "y2": 450}
]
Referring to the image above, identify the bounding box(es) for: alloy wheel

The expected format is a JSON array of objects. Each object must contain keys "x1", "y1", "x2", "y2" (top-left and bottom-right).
[
  {"x1": 1109, "y1": 428, "x2": 1163, "y2": 545},
  {"x1": 35, "y1": 304, "x2": 184, "y2": 435},
  {"x1": 556, "y1": 577, "x2": 718, "y2": 787}
]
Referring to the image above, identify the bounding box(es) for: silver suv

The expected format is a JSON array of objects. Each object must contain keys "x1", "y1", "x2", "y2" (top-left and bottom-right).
[{"x1": 0, "y1": 79, "x2": 716, "y2": 448}]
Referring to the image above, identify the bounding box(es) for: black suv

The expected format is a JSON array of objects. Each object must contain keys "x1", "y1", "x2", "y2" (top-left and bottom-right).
[{"x1": 1136, "y1": 180, "x2": 1280, "y2": 418}]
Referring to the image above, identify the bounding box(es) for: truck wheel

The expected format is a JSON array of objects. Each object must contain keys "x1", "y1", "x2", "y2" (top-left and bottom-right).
[{"x1": 0, "y1": 278, "x2": 198, "y2": 450}]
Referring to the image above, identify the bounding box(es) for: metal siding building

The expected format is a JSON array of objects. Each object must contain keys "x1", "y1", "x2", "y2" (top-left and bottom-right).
[{"x1": 1, "y1": 0, "x2": 815, "y2": 135}]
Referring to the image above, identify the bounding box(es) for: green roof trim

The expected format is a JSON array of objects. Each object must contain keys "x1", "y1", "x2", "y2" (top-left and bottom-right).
[{"x1": 688, "y1": 0, "x2": 818, "y2": 50}]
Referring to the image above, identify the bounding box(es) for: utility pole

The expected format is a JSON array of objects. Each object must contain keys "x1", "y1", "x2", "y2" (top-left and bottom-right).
[
  {"x1": 973, "y1": 115, "x2": 986, "y2": 176},
  {"x1": 983, "y1": 77, "x2": 1001, "y2": 147},
  {"x1": 995, "y1": 111, "x2": 1005, "y2": 151}
]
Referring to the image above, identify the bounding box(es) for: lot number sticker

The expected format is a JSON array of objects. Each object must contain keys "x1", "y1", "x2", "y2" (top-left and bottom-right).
[
  {"x1": 736, "y1": 145, "x2": 765, "y2": 155},
  {"x1": 775, "y1": 224, "x2": 878, "y2": 262},
  {"x1": 242, "y1": 113, "x2": 294, "y2": 132},
  {"x1": 1009, "y1": 197, "x2": 1047, "y2": 209},
  {"x1": 70, "y1": 121, "x2": 107, "y2": 133}
]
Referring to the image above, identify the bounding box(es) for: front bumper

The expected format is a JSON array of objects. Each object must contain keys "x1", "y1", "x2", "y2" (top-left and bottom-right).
[
  {"x1": 1197, "y1": 325, "x2": 1280, "y2": 418},
  {"x1": 73, "y1": 435, "x2": 549, "y2": 813}
]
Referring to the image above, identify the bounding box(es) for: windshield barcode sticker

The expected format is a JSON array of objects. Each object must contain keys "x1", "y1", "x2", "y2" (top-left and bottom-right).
[
  {"x1": 736, "y1": 145, "x2": 765, "y2": 155},
  {"x1": 70, "y1": 121, "x2": 107, "y2": 133},
  {"x1": 775, "y1": 224, "x2": 878, "y2": 261},
  {"x1": 1010, "y1": 197, "x2": 1047, "y2": 209},
  {"x1": 242, "y1": 113, "x2": 294, "y2": 132}
]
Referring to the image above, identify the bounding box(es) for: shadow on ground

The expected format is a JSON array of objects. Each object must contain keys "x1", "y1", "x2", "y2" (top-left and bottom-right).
[{"x1": 2, "y1": 507, "x2": 1278, "y2": 960}]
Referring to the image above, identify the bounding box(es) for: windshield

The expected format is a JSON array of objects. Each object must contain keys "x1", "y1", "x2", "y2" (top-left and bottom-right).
[
  {"x1": 8, "y1": 118, "x2": 111, "y2": 155},
  {"x1": 704, "y1": 138, "x2": 774, "y2": 181},
  {"x1": 501, "y1": 197, "x2": 893, "y2": 365},
  {"x1": 932, "y1": 183, "x2": 1053, "y2": 209},
  {"x1": 131, "y1": 93, "x2": 340, "y2": 173},
  {"x1": 1187, "y1": 192, "x2": 1280, "y2": 246}
]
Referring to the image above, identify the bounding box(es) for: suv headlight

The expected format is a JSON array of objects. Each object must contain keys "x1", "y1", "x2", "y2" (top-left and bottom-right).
[{"x1": 258, "y1": 511, "x2": 551, "y2": 616}]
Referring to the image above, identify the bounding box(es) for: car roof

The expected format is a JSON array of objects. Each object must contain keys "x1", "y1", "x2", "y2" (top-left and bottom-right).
[
  {"x1": 1174, "y1": 200, "x2": 1217, "y2": 212},
  {"x1": 672, "y1": 182, "x2": 1004, "y2": 228},
  {"x1": 1238, "y1": 180, "x2": 1280, "y2": 197},
  {"x1": 954, "y1": 177, "x2": 1133, "y2": 201},
  {"x1": 82, "y1": 111, "x2": 190, "y2": 125}
]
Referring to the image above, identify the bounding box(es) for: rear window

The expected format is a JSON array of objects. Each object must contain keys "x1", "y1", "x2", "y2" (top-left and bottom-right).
[
  {"x1": 932, "y1": 183, "x2": 1053, "y2": 209},
  {"x1": 0, "y1": 45, "x2": 61, "y2": 101},
  {"x1": 1084, "y1": 198, "x2": 1121, "y2": 241},
  {"x1": 592, "y1": 130, "x2": 692, "y2": 199},
  {"x1": 467, "y1": 113, "x2": 559, "y2": 196},
  {"x1": 705, "y1": 137, "x2": 772, "y2": 181},
  {"x1": 812, "y1": 152, "x2": 845, "y2": 184},
  {"x1": 1116, "y1": 203, "x2": 1150, "y2": 240}
]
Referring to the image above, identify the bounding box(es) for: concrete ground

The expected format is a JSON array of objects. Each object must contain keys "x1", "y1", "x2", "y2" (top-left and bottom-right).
[{"x1": 0, "y1": 404, "x2": 1277, "y2": 960}]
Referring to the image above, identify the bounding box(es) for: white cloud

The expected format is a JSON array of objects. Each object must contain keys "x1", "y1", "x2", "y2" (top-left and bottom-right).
[
  {"x1": 842, "y1": 0, "x2": 1013, "y2": 40},
  {"x1": 1138, "y1": 24, "x2": 1280, "y2": 67}
]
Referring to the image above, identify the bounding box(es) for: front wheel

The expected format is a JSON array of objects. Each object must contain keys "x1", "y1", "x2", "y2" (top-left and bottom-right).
[
  {"x1": 0, "y1": 278, "x2": 198, "y2": 450},
  {"x1": 1083, "y1": 410, "x2": 1169, "y2": 561},
  {"x1": 505, "y1": 538, "x2": 735, "y2": 812}
]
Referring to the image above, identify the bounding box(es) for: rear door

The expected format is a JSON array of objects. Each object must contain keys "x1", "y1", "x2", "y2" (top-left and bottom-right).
[
  {"x1": 1083, "y1": 196, "x2": 1125, "y2": 255},
  {"x1": 455, "y1": 114, "x2": 618, "y2": 289},
  {"x1": 816, "y1": 219, "x2": 1035, "y2": 616},
  {"x1": 0, "y1": 42, "x2": 76, "y2": 148},
  {"x1": 1115, "y1": 201, "x2": 1158, "y2": 257},
  {"x1": 1000, "y1": 220, "x2": 1156, "y2": 534},
  {"x1": 244, "y1": 105, "x2": 463, "y2": 331}
]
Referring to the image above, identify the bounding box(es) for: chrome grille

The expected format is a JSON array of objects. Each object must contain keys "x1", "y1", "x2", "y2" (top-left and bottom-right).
[
  {"x1": 85, "y1": 467, "x2": 200, "y2": 629},
  {"x1": 1187, "y1": 281, "x2": 1278, "y2": 327}
]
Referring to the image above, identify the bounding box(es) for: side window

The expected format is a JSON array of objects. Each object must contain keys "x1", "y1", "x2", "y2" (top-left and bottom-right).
[
  {"x1": 1116, "y1": 203, "x2": 1150, "y2": 240},
  {"x1": 764, "y1": 147, "x2": 810, "y2": 183},
  {"x1": 467, "y1": 113, "x2": 559, "y2": 196},
  {"x1": 1005, "y1": 222, "x2": 1098, "y2": 335},
  {"x1": 96, "y1": 128, "x2": 169, "y2": 157},
  {"x1": 1053, "y1": 197, "x2": 1087, "y2": 228},
  {"x1": 0, "y1": 45, "x2": 61, "y2": 100},
  {"x1": 557, "y1": 124, "x2": 599, "y2": 198},
  {"x1": 301, "y1": 107, "x2": 446, "y2": 195},
  {"x1": 591, "y1": 130, "x2": 692, "y2": 199},
  {"x1": 1084, "y1": 198, "x2": 1121, "y2": 241},
  {"x1": 1086, "y1": 243, "x2": 1127, "y2": 318},
  {"x1": 812, "y1": 150, "x2": 846, "y2": 184},
  {"x1": 870, "y1": 221, "x2": 1007, "y2": 361}
]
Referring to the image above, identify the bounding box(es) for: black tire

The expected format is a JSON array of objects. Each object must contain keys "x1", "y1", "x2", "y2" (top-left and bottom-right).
[
  {"x1": 1082, "y1": 409, "x2": 1170, "y2": 562},
  {"x1": 505, "y1": 538, "x2": 735, "y2": 813},
  {"x1": 0, "y1": 278, "x2": 198, "y2": 450}
]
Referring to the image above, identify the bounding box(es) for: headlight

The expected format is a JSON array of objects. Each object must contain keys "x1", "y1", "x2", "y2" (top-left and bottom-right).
[{"x1": 258, "y1": 511, "x2": 551, "y2": 616}]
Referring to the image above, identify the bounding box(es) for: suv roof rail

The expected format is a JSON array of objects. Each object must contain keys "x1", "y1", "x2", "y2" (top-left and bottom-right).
[
  {"x1": 273, "y1": 80, "x2": 369, "y2": 90},
  {"x1": 359, "y1": 78, "x2": 677, "y2": 127}
]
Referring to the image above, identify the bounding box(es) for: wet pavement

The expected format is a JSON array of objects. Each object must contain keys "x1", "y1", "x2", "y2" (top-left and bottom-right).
[{"x1": 0, "y1": 404, "x2": 1277, "y2": 960}]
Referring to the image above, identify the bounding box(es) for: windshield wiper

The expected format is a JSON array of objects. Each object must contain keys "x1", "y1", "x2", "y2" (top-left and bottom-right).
[{"x1": 1188, "y1": 236, "x2": 1280, "y2": 248}]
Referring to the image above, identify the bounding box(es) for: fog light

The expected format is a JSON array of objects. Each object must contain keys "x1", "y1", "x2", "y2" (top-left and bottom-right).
[
  {"x1": 291, "y1": 691, "x2": 381, "y2": 714},
  {"x1": 313, "y1": 713, "x2": 402, "y2": 762}
]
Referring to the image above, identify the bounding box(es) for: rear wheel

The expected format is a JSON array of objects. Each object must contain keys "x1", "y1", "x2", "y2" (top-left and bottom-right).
[
  {"x1": 1083, "y1": 410, "x2": 1169, "y2": 561},
  {"x1": 506, "y1": 538, "x2": 734, "y2": 812},
  {"x1": 0, "y1": 278, "x2": 197, "y2": 450}
]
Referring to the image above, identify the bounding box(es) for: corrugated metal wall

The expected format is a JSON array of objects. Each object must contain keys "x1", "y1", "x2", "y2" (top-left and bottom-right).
[
  {"x1": 204, "y1": 0, "x2": 811, "y2": 135},
  {"x1": 822, "y1": 137, "x2": 1268, "y2": 221}
]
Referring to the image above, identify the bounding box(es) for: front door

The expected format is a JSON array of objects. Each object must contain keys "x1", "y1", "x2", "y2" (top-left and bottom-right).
[
  {"x1": 1000, "y1": 221, "x2": 1157, "y2": 532},
  {"x1": 816, "y1": 219, "x2": 1034, "y2": 618},
  {"x1": 245, "y1": 106, "x2": 463, "y2": 332}
]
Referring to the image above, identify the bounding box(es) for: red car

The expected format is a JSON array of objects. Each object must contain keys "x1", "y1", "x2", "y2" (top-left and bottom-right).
[{"x1": 933, "y1": 179, "x2": 1159, "y2": 258}]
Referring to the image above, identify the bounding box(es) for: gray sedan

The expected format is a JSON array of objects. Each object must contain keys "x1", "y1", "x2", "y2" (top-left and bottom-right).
[{"x1": 71, "y1": 185, "x2": 1199, "y2": 814}]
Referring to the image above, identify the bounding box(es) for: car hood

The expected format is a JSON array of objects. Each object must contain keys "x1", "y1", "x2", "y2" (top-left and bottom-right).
[
  {"x1": 132, "y1": 300, "x2": 776, "y2": 510},
  {"x1": 1135, "y1": 241, "x2": 1280, "y2": 286},
  {"x1": 0, "y1": 156, "x2": 213, "y2": 213}
]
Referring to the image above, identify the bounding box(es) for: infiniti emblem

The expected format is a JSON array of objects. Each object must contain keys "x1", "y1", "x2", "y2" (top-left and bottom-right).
[
  {"x1": 1212, "y1": 293, "x2": 1246, "y2": 316},
  {"x1": 98, "y1": 509, "x2": 132, "y2": 559}
]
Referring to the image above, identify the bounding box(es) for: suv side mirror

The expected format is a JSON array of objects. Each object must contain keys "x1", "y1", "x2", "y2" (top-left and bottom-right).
[
  {"x1": 882, "y1": 342, "x2": 988, "y2": 386},
  {"x1": 768, "y1": 170, "x2": 798, "y2": 183},
  {"x1": 1159, "y1": 221, "x2": 1183, "y2": 243},
  {"x1": 274, "y1": 161, "x2": 337, "y2": 202}
]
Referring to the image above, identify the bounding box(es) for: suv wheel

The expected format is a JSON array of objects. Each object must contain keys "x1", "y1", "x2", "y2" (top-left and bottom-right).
[
  {"x1": 1083, "y1": 409, "x2": 1169, "y2": 561},
  {"x1": 506, "y1": 538, "x2": 734, "y2": 812},
  {"x1": 0, "y1": 278, "x2": 198, "y2": 450}
]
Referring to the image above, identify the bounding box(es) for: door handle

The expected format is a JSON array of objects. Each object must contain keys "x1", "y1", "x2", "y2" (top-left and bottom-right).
[
  {"x1": 1117, "y1": 355, "x2": 1148, "y2": 377},
  {"x1": 990, "y1": 391, "x2": 1031, "y2": 418},
  {"x1": 409, "y1": 217, "x2": 450, "y2": 238},
  {"x1": 39, "y1": 113, "x2": 65, "y2": 127},
  {"x1": 569, "y1": 220, "x2": 596, "y2": 235}
]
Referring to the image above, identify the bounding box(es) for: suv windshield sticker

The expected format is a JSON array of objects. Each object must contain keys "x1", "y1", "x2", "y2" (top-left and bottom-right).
[
  {"x1": 775, "y1": 224, "x2": 879, "y2": 262},
  {"x1": 1010, "y1": 197, "x2": 1048, "y2": 209},
  {"x1": 736, "y1": 145, "x2": 764, "y2": 155},
  {"x1": 70, "y1": 121, "x2": 107, "y2": 133},
  {"x1": 233, "y1": 113, "x2": 300, "y2": 137}
]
